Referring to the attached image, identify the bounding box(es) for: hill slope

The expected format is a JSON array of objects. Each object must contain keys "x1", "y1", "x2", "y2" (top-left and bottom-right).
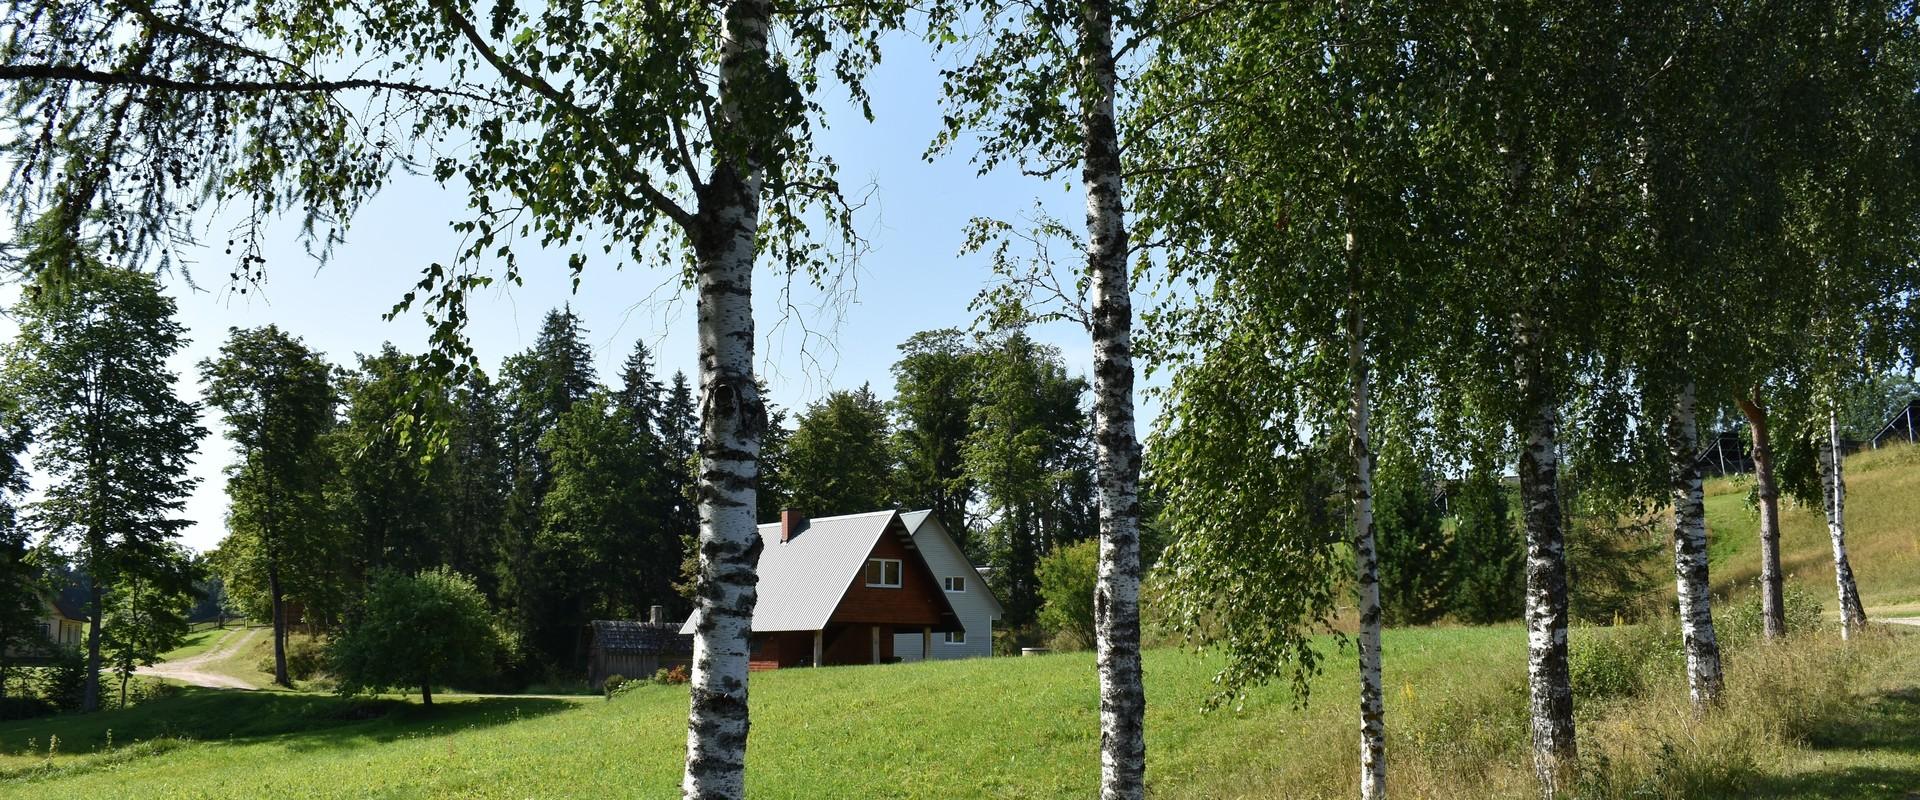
[{"x1": 1706, "y1": 442, "x2": 1920, "y2": 613}]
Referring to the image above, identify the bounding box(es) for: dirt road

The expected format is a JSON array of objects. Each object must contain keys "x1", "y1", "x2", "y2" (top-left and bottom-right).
[{"x1": 136, "y1": 627, "x2": 264, "y2": 690}]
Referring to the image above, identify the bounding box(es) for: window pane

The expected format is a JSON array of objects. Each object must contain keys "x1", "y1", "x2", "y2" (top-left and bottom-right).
[
  {"x1": 886, "y1": 560, "x2": 901, "y2": 585},
  {"x1": 866, "y1": 560, "x2": 882, "y2": 585}
]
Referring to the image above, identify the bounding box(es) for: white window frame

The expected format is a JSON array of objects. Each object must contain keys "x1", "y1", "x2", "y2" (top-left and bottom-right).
[
  {"x1": 943, "y1": 630, "x2": 967, "y2": 645},
  {"x1": 865, "y1": 558, "x2": 903, "y2": 588},
  {"x1": 942, "y1": 576, "x2": 966, "y2": 593}
]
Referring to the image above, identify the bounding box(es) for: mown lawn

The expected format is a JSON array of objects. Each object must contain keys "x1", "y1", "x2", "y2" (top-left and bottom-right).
[
  {"x1": 156, "y1": 625, "x2": 244, "y2": 663},
  {"x1": 1, "y1": 623, "x2": 1915, "y2": 799}
]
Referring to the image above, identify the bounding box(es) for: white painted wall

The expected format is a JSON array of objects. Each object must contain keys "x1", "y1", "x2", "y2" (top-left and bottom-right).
[{"x1": 895, "y1": 516, "x2": 1002, "y2": 661}]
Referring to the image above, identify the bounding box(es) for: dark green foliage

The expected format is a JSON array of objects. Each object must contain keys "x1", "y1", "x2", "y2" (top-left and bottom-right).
[
  {"x1": 101, "y1": 557, "x2": 195, "y2": 708},
  {"x1": 4, "y1": 261, "x2": 203, "y2": 713},
  {"x1": 1446, "y1": 466, "x2": 1524, "y2": 625},
  {"x1": 755, "y1": 398, "x2": 796, "y2": 524},
  {"x1": 965, "y1": 331, "x2": 1095, "y2": 626},
  {"x1": 1035, "y1": 539, "x2": 1098, "y2": 650},
  {"x1": 331, "y1": 568, "x2": 498, "y2": 706},
  {"x1": 0, "y1": 399, "x2": 45, "y2": 683},
  {"x1": 1374, "y1": 451, "x2": 1452, "y2": 627},
  {"x1": 258, "y1": 637, "x2": 331, "y2": 682},
  {"x1": 201, "y1": 325, "x2": 338, "y2": 686},
  {"x1": 890, "y1": 330, "x2": 981, "y2": 546},
  {"x1": 443, "y1": 371, "x2": 511, "y2": 601},
  {"x1": 334, "y1": 346, "x2": 454, "y2": 579},
  {"x1": 784, "y1": 385, "x2": 894, "y2": 515},
  {"x1": 1565, "y1": 509, "x2": 1666, "y2": 625}
]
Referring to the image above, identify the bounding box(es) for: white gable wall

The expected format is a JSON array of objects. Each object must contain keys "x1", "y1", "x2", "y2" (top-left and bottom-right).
[{"x1": 894, "y1": 515, "x2": 1001, "y2": 661}]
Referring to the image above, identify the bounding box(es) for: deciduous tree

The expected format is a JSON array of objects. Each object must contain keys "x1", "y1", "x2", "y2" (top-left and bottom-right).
[
  {"x1": 201, "y1": 324, "x2": 337, "y2": 687},
  {"x1": 5, "y1": 260, "x2": 203, "y2": 713}
]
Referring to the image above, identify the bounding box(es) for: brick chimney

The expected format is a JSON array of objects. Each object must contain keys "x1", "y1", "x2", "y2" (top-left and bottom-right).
[{"x1": 780, "y1": 507, "x2": 806, "y2": 543}]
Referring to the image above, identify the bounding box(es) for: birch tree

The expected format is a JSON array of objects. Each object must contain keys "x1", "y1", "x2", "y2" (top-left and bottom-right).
[
  {"x1": 1, "y1": 1, "x2": 906, "y2": 793},
  {"x1": 1129, "y1": 3, "x2": 1441, "y2": 796},
  {"x1": 1781, "y1": 0, "x2": 1920, "y2": 640},
  {"x1": 928, "y1": 0, "x2": 1151, "y2": 790}
]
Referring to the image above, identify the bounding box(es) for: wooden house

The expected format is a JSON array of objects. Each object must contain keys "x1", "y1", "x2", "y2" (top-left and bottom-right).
[
  {"x1": 680, "y1": 509, "x2": 974, "y2": 670},
  {"x1": 586, "y1": 607, "x2": 693, "y2": 688}
]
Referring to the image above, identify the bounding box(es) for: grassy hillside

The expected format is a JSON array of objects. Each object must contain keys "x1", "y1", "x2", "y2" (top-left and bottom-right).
[
  {"x1": 1706, "y1": 442, "x2": 1920, "y2": 612},
  {"x1": 0, "y1": 624, "x2": 1915, "y2": 799}
]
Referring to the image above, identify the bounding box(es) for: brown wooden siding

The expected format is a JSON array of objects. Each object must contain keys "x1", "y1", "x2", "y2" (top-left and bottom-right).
[{"x1": 828, "y1": 530, "x2": 960, "y2": 630}]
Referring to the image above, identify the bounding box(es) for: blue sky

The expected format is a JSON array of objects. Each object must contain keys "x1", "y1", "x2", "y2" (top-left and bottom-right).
[{"x1": 3, "y1": 34, "x2": 1168, "y2": 554}]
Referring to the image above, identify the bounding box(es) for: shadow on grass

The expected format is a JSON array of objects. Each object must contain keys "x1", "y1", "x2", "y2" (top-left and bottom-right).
[
  {"x1": 0, "y1": 687, "x2": 580, "y2": 761},
  {"x1": 1744, "y1": 688, "x2": 1920, "y2": 800}
]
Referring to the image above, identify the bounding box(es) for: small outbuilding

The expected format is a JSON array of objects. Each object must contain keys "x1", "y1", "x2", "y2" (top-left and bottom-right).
[{"x1": 587, "y1": 608, "x2": 693, "y2": 689}]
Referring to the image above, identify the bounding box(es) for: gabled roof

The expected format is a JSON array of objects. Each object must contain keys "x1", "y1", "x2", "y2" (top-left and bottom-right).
[
  {"x1": 590, "y1": 620, "x2": 692, "y2": 656},
  {"x1": 681, "y1": 509, "x2": 907, "y2": 634},
  {"x1": 898, "y1": 510, "x2": 1006, "y2": 618}
]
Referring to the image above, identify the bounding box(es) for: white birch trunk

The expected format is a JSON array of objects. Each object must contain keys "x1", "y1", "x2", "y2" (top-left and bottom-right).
[
  {"x1": 1347, "y1": 262, "x2": 1385, "y2": 800},
  {"x1": 1665, "y1": 382, "x2": 1723, "y2": 711},
  {"x1": 682, "y1": 1, "x2": 770, "y2": 796},
  {"x1": 1077, "y1": 0, "x2": 1146, "y2": 795},
  {"x1": 1735, "y1": 394, "x2": 1785, "y2": 640},
  {"x1": 1515, "y1": 318, "x2": 1574, "y2": 798},
  {"x1": 1824, "y1": 408, "x2": 1867, "y2": 641}
]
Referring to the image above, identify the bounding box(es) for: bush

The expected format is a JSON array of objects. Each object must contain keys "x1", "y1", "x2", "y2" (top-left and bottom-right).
[
  {"x1": 1035, "y1": 540, "x2": 1098, "y2": 651},
  {"x1": 1570, "y1": 621, "x2": 1682, "y2": 707},
  {"x1": 651, "y1": 665, "x2": 689, "y2": 685},
  {"x1": 29, "y1": 650, "x2": 87, "y2": 711},
  {"x1": 1717, "y1": 581, "x2": 1825, "y2": 648},
  {"x1": 256, "y1": 637, "x2": 330, "y2": 682},
  {"x1": 601, "y1": 674, "x2": 629, "y2": 698},
  {"x1": 330, "y1": 568, "x2": 498, "y2": 706},
  {"x1": 0, "y1": 695, "x2": 54, "y2": 720}
]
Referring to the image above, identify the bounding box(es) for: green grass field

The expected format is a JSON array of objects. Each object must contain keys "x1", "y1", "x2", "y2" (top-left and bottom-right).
[
  {"x1": 0, "y1": 445, "x2": 1911, "y2": 799},
  {"x1": 3, "y1": 625, "x2": 1915, "y2": 799},
  {"x1": 1706, "y1": 443, "x2": 1920, "y2": 612}
]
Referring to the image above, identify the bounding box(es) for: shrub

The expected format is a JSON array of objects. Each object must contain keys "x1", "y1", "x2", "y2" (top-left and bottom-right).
[
  {"x1": 1716, "y1": 581, "x2": 1825, "y2": 648},
  {"x1": 1035, "y1": 540, "x2": 1098, "y2": 650},
  {"x1": 652, "y1": 665, "x2": 689, "y2": 685},
  {"x1": 602, "y1": 674, "x2": 629, "y2": 698},
  {"x1": 29, "y1": 650, "x2": 86, "y2": 711},
  {"x1": 330, "y1": 568, "x2": 498, "y2": 706},
  {"x1": 0, "y1": 696, "x2": 54, "y2": 720},
  {"x1": 285, "y1": 636, "x2": 329, "y2": 681},
  {"x1": 1569, "y1": 620, "x2": 1682, "y2": 707}
]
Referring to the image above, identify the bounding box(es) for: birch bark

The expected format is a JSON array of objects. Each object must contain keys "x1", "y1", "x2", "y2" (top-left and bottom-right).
[
  {"x1": 683, "y1": 1, "x2": 770, "y2": 796},
  {"x1": 1516, "y1": 319, "x2": 1574, "y2": 798},
  {"x1": 1666, "y1": 382, "x2": 1723, "y2": 710},
  {"x1": 1348, "y1": 259, "x2": 1385, "y2": 800},
  {"x1": 1734, "y1": 394, "x2": 1785, "y2": 640},
  {"x1": 1824, "y1": 408, "x2": 1868, "y2": 641},
  {"x1": 1078, "y1": 0, "x2": 1146, "y2": 794}
]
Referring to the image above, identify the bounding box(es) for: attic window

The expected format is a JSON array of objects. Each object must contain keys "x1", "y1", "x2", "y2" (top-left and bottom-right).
[
  {"x1": 865, "y1": 558, "x2": 903, "y2": 588},
  {"x1": 942, "y1": 576, "x2": 966, "y2": 593}
]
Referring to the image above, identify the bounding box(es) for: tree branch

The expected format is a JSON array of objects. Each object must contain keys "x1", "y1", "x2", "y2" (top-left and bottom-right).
[
  {"x1": 426, "y1": 0, "x2": 698, "y2": 230},
  {"x1": 0, "y1": 63, "x2": 487, "y2": 100}
]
